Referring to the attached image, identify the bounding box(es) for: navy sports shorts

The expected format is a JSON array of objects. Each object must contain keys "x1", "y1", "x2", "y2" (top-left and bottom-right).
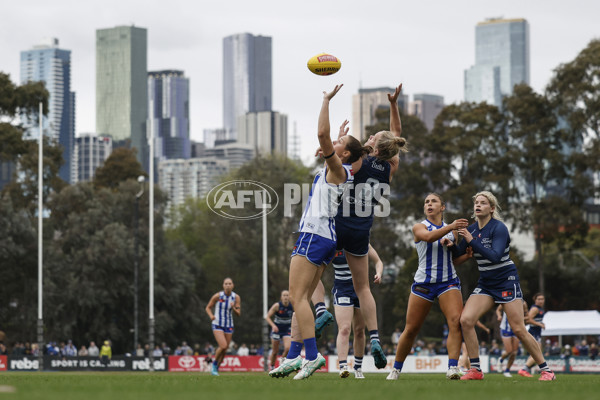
[
  {"x1": 411, "y1": 277, "x2": 461, "y2": 302},
  {"x1": 470, "y1": 279, "x2": 523, "y2": 303},
  {"x1": 335, "y1": 225, "x2": 369, "y2": 256},
  {"x1": 271, "y1": 324, "x2": 291, "y2": 341},
  {"x1": 291, "y1": 232, "x2": 336, "y2": 266},
  {"x1": 212, "y1": 324, "x2": 233, "y2": 334},
  {"x1": 332, "y1": 282, "x2": 360, "y2": 308}
]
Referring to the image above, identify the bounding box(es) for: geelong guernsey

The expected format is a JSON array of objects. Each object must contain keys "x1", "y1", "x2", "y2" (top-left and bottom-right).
[
  {"x1": 414, "y1": 219, "x2": 457, "y2": 283},
  {"x1": 336, "y1": 156, "x2": 391, "y2": 231},
  {"x1": 454, "y1": 218, "x2": 518, "y2": 286}
]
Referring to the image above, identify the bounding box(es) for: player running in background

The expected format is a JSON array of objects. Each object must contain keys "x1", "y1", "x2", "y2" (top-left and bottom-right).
[
  {"x1": 387, "y1": 193, "x2": 469, "y2": 381},
  {"x1": 454, "y1": 191, "x2": 555, "y2": 381},
  {"x1": 269, "y1": 84, "x2": 371, "y2": 380},
  {"x1": 265, "y1": 290, "x2": 294, "y2": 369},
  {"x1": 518, "y1": 293, "x2": 547, "y2": 377},
  {"x1": 496, "y1": 301, "x2": 529, "y2": 377},
  {"x1": 334, "y1": 84, "x2": 407, "y2": 369},
  {"x1": 333, "y1": 245, "x2": 383, "y2": 379},
  {"x1": 205, "y1": 277, "x2": 241, "y2": 376}
]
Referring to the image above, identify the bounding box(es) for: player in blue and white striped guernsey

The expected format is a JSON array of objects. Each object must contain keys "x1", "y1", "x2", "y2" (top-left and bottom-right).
[
  {"x1": 455, "y1": 191, "x2": 555, "y2": 381},
  {"x1": 387, "y1": 193, "x2": 469, "y2": 381},
  {"x1": 495, "y1": 301, "x2": 529, "y2": 377},
  {"x1": 332, "y1": 245, "x2": 383, "y2": 379},
  {"x1": 265, "y1": 290, "x2": 294, "y2": 370},
  {"x1": 270, "y1": 84, "x2": 372, "y2": 380},
  {"x1": 205, "y1": 277, "x2": 241, "y2": 376}
]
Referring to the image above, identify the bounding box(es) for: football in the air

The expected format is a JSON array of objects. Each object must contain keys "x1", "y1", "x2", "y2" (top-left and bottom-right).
[{"x1": 307, "y1": 53, "x2": 342, "y2": 76}]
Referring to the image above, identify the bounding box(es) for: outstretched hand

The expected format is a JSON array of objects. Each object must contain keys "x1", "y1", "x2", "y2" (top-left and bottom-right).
[
  {"x1": 451, "y1": 218, "x2": 469, "y2": 230},
  {"x1": 388, "y1": 84, "x2": 403, "y2": 103},
  {"x1": 338, "y1": 119, "x2": 350, "y2": 139},
  {"x1": 323, "y1": 84, "x2": 343, "y2": 101}
]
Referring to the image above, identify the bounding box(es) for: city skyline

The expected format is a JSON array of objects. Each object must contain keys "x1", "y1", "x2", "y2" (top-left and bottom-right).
[
  {"x1": 2, "y1": 0, "x2": 599, "y2": 164},
  {"x1": 465, "y1": 18, "x2": 530, "y2": 106},
  {"x1": 20, "y1": 38, "x2": 75, "y2": 183}
]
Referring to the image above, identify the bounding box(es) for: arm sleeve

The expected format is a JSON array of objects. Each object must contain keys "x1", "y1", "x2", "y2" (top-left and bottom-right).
[
  {"x1": 451, "y1": 238, "x2": 469, "y2": 257},
  {"x1": 469, "y1": 222, "x2": 509, "y2": 263}
]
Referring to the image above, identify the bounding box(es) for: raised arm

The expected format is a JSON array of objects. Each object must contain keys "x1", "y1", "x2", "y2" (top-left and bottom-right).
[
  {"x1": 388, "y1": 84, "x2": 403, "y2": 137},
  {"x1": 318, "y1": 84, "x2": 348, "y2": 185}
]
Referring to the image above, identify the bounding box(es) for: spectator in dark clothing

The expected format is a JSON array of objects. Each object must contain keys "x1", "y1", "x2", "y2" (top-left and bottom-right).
[
  {"x1": 590, "y1": 343, "x2": 598, "y2": 360},
  {"x1": 577, "y1": 340, "x2": 590, "y2": 357}
]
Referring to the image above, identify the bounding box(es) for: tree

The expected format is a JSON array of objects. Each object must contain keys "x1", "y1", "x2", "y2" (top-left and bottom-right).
[
  {"x1": 547, "y1": 39, "x2": 600, "y2": 141},
  {"x1": 168, "y1": 154, "x2": 312, "y2": 345},
  {"x1": 93, "y1": 147, "x2": 147, "y2": 190},
  {"x1": 44, "y1": 179, "x2": 202, "y2": 353},
  {"x1": 0, "y1": 72, "x2": 64, "y2": 212},
  {"x1": 503, "y1": 84, "x2": 595, "y2": 293}
]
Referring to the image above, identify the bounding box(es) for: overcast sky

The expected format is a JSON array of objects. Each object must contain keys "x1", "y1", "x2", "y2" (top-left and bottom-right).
[{"x1": 1, "y1": 0, "x2": 599, "y2": 163}]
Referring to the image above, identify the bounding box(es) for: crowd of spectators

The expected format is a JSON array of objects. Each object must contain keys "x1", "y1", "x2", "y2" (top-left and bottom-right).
[{"x1": 0, "y1": 336, "x2": 597, "y2": 361}]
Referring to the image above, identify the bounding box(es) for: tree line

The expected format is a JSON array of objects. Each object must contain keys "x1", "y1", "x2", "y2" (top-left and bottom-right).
[{"x1": 1, "y1": 40, "x2": 599, "y2": 352}]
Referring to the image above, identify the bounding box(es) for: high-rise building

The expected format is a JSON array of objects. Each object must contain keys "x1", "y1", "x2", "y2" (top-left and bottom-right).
[
  {"x1": 203, "y1": 128, "x2": 228, "y2": 149},
  {"x1": 237, "y1": 111, "x2": 287, "y2": 156},
  {"x1": 20, "y1": 38, "x2": 75, "y2": 183},
  {"x1": 352, "y1": 87, "x2": 408, "y2": 141},
  {"x1": 204, "y1": 142, "x2": 254, "y2": 170},
  {"x1": 223, "y1": 33, "x2": 272, "y2": 139},
  {"x1": 71, "y1": 134, "x2": 112, "y2": 183},
  {"x1": 464, "y1": 18, "x2": 530, "y2": 106},
  {"x1": 148, "y1": 70, "x2": 190, "y2": 162},
  {"x1": 96, "y1": 26, "x2": 147, "y2": 166},
  {"x1": 159, "y1": 157, "x2": 229, "y2": 207},
  {"x1": 408, "y1": 94, "x2": 444, "y2": 132}
]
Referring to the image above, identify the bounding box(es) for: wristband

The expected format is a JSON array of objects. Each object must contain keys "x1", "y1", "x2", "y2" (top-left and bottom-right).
[{"x1": 324, "y1": 151, "x2": 335, "y2": 159}]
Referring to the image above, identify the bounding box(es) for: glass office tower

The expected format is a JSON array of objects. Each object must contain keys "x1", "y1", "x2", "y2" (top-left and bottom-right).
[
  {"x1": 464, "y1": 18, "x2": 530, "y2": 106},
  {"x1": 222, "y1": 33, "x2": 272, "y2": 140},
  {"x1": 20, "y1": 38, "x2": 75, "y2": 183}
]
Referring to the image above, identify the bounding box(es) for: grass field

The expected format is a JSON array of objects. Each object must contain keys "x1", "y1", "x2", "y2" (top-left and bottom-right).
[{"x1": 1, "y1": 372, "x2": 599, "y2": 400}]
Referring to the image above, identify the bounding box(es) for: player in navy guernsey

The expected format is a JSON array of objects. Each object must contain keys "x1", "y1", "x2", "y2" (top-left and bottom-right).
[
  {"x1": 205, "y1": 277, "x2": 241, "y2": 376},
  {"x1": 519, "y1": 293, "x2": 547, "y2": 377},
  {"x1": 270, "y1": 84, "x2": 372, "y2": 380},
  {"x1": 452, "y1": 191, "x2": 555, "y2": 381},
  {"x1": 265, "y1": 290, "x2": 294, "y2": 370},
  {"x1": 332, "y1": 245, "x2": 383, "y2": 379},
  {"x1": 334, "y1": 84, "x2": 408, "y2": 369},
  {"x1": 387, "y1": 193, "x2": 469, "y2": 381}
]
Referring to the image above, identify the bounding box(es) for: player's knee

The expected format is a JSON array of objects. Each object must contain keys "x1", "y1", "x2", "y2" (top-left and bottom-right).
[
  {"x1": 403, "y1": 324, "x2": 419, "y2": 339},
  {"x1": 459, "y1": 315, "x2": 475, "y2": 329},
  {"x1": 354, "y1": 327, "x2": 365, "y2": 340},
  {"x1": 511, "y1": 325, "x2": 527, "y2": 337},
  {"x1": 446, "y1": 314, "x2": 461, "y2": 328},
  {"x1": 338, "y1": 324, "x2": 351, "y2": 336}
]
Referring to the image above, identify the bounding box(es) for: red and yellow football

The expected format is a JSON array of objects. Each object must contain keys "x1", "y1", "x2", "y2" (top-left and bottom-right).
[{"x1": 307, "y1": 53, "x2": 342, "y2": 76}]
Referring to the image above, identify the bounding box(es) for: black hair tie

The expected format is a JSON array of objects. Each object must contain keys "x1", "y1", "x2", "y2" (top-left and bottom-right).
[{"x1": 324, "y1": 151, "x2": 335, "y2": 159}]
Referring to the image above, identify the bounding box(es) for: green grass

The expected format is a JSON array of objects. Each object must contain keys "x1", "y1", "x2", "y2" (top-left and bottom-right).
[{"x1": 0, "y1": 372, "x2": 598, "y2": 400}]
